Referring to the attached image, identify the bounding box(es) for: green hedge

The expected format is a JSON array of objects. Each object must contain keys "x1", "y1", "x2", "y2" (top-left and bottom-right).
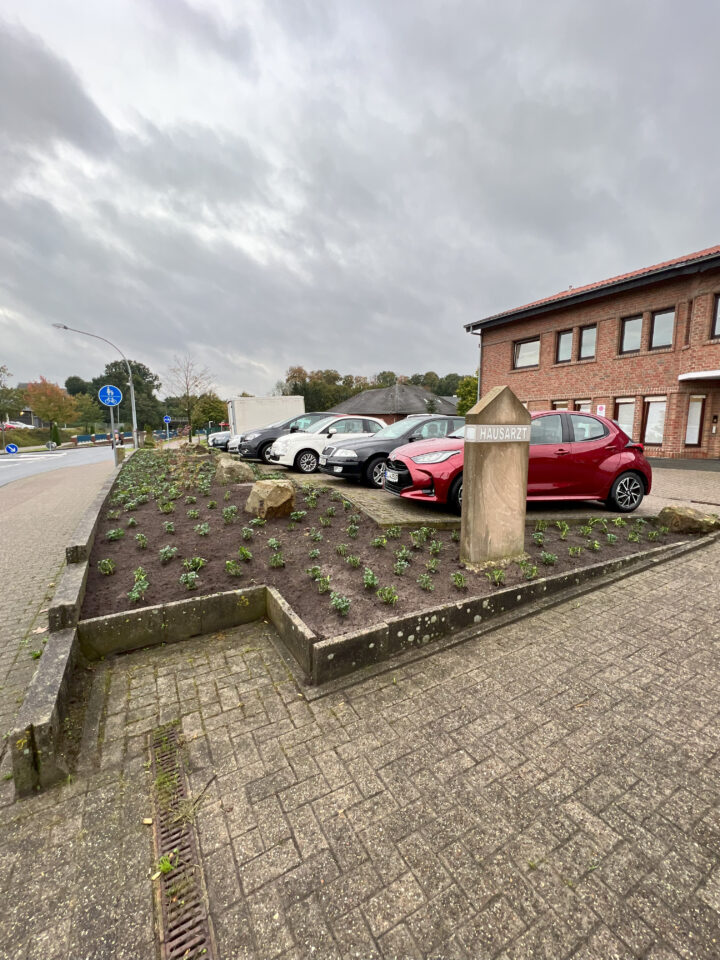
[{"x1": 1, "y1": 428, "x2": 75, "y2": 448}]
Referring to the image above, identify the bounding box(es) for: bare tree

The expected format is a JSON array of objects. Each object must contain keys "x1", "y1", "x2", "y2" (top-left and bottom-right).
[{"x1": 165, "y1": 355, "x2": 214, "y2": 442}]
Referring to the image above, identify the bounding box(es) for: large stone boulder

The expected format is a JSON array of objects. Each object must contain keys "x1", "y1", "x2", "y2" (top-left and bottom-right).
[
  {"x1": 244, "y1": 479, "x2": 295, "y2": 518},
  {"x1": 656, "y1": 506, "x2": 720, "y2": 535},
  {"x1": 215, "y1": 456, "x2": 255, "y2": 484}
]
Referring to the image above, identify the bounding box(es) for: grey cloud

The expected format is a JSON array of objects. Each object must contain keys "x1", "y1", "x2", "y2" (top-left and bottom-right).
[{"x1": 144, "y1": 0, "x2": 253, "y2": 68}]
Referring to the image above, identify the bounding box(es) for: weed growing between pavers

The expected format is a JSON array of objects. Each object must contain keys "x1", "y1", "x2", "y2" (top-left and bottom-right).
[{"x1": 82, "y1": 449, "x2": 688, "y2": 640}]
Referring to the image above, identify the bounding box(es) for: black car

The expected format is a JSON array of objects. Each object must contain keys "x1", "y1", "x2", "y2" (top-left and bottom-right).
[
  {"x1": 237, "y1": 412, "x2": 328, "y2": 463},
  {"x1": 319, "y1": 415, "x2": 465, "y2": 488}
]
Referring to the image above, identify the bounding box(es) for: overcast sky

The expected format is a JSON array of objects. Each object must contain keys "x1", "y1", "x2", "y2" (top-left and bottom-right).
[{"x1": 1, "y1": 0, "x2": 719, "y2": 399}]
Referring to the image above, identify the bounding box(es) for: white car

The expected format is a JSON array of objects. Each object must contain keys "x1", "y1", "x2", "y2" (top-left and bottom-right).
[
  {"x1": 269, "y1": 415, "x2": 386, "y2": 473},
  {"x1": 227, "y1": 434, "x2": 243, "y2": 453},
  {"x1": 2, "y1": 420, "x2": 33, "y2": 430}
]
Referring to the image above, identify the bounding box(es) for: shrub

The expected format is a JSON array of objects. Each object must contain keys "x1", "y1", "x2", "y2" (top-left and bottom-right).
[
  {"x1": 225, "y1": 559, "x2": 244, "y2": 577},
  {"x1": 163, "y1": 521, "x2": 175, "y2": 534},
  {"x1": 346, "y1": 554, "x2": 362, "y2": 569},
  {"x1": 371, "y1": 536, "x2": 387, "y2": 549},
  {"x1": 377, "y1": 585, "x2": 399, "y2": 605},
  {"x1": 98, "y1": 558, "x2": 116, "y2": 576},
  {"x1": 268, "y1": 552, "x2": 285, "y2": 568},
  {"x1": 317, "y1": 575, "x2": 331, "y2": 594},
  {"x1": 451, "y1": 571, "x2": 467, "y2": 589},
  {"x1": 106, "y1": 528, "x2": 124, "y2": 541},
  {"x1": 179, "y1": 571, "x2": 200, "y2": 590},
  {"x1": 183, "y1": 556, "x2": 207, "y2": 571},
  {"x1": 485, "y1": 567, "x2": 505, "y2": 587},
  {"x1": 159, "y1": 545, "x2": 178, "y2": 564},
  {"x1": 363, "y1": 568, "x2": 379, "y2": 590},
  {"x1": 195, "y1": 522, "x2": 210, "y2": 537},
  {"x1": 540, "y1": 551, "x2": 558, "y2": 565},
  {"x1": 222, "y1": 505, "x2": 238, "y2": 524},
  {"x1": 237, "y1": 547, "x2": 253, "y2": 562},
  {"x1": 135, "y1": 533, "x2": 148, "y2": 549},
  {"x1": 330, "y1": 593, "x2": 351, "y2": 617},
  {"x1": 417, "y1": 573, "x2": 434, "y2": 591}
]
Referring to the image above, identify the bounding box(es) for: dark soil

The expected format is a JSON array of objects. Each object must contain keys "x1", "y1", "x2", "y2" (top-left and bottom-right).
[{"x1": 82, "y1": 459, "x2": 687, "y2": 640}]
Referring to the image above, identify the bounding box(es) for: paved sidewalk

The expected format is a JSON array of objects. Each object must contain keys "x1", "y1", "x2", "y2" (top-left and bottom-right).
[
  {"x1": 0, "y1": 459, "x2": 114, "y2": 765},
  {"x1": 1, "y1": 533, "x2": 718, "y2": 958}
]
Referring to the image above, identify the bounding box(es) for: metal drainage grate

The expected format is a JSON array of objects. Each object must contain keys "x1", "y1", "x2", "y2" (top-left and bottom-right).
[{"x1": 150, "y1": 724, "x2": 215, "y2": 960}]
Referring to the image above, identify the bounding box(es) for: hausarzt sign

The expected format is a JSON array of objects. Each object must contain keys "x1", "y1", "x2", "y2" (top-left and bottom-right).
[{"x1": 465, "y1": 424, "x2": 531, "y2": 443}]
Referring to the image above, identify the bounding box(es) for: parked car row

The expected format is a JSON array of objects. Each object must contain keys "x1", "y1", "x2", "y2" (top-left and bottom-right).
[{"x1": 226, "y1": 409, "x2": 652, "y2": 513}]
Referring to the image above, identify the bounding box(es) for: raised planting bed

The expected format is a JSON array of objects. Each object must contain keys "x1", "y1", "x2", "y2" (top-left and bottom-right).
[{"x1": 82, "y1": 449, "x2": 694, "y2": 642}]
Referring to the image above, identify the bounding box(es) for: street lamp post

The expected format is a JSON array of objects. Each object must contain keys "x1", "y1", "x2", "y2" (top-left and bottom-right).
[{"x1": 52, "y1": 324, "x2": 139, "y2": 449}]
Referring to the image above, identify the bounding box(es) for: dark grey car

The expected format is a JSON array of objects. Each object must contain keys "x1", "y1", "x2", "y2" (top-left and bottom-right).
[{"x1": 237, "y1": 412, "x2": 328, "y2": 463}]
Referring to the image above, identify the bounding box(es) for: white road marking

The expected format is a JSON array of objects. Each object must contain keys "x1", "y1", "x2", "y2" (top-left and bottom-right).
[{"x1": 0, "y1": 453, "x2": 69, "y2": 466}]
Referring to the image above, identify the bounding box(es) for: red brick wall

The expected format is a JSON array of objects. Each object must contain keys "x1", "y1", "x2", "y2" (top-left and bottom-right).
[{"x1": 480, "y1": 269, "x2": 720, "y2": 458}]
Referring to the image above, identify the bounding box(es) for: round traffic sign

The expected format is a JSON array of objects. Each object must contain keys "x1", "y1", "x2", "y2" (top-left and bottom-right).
[
  {"x1": 163, "y1": 415, "x2": 171, "y2": 423},
  {"x1": 98, "y1": 384, "x2": 123, "y2": 407},
  {"x1": 5, "y1": 443, "x2": 18, "y2": 454}
]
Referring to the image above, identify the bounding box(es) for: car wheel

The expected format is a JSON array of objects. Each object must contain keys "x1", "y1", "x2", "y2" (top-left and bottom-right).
[
  {"x1": 295, "y1": 449, "x2": 319, "y2": 473},
  {"x1": 365, "y1": 456, "x2": 386, "y2": 489},
  {"x1": 259, "y1": 442, "x2": 273, "y2": 464},
  {"x1": 607, "y1": 471, "x2": 644, "y2": 512},
  {"x1": 449, "y1": 474, "x2": 463, "y2": 515}
]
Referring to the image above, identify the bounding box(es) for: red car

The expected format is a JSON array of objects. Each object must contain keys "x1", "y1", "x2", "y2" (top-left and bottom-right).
[{"x1": 384, "y1": 411, "x2": 652, "y2": 514}]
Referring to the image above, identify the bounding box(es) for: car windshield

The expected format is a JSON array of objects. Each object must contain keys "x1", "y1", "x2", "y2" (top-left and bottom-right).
[
  {"x1": 372, "y1": 420, "x2": 417, "y2": 440},
  {"x1": 306, "y1": 417, "x2": 336, "y2": 434},
  {"x1": 448, "y1": 427, "x2": 466, "y2": 439}
]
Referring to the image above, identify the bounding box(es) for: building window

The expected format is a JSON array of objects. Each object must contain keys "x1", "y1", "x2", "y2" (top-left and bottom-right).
[
  {"x1": 713, "y1": 295, "x2": 720, "y2": 338},
  {"x1": 555, "y1": 330, "x2": 573, "y2": 363},
  {"x1": 620, "y1": 315, "x2": 642, "y2": 353},
  {"x1": 614, "y1": 398, "x2": 635, "y2": 437},
  {"x1": 650, "y1": 309, "x2": 675, "y2": 349},
  {"x1": 642, "y1": 397, "x2": 666, "y2": 446},
  {"x1": 513, "y1": 338, "x2": 540, "y2": 369},
  {"x1": 574, "y1": 400, "x2": 591, "y2": 413},
  {"x1": 551, "y1": 400, "x2": 568, "y2": 410},
  {"x1": 579, "y1": 325, "x2": 596, "y2": 359},
  {"x1": 685, "y1": 396, "x2": 705, "y2": 446}
]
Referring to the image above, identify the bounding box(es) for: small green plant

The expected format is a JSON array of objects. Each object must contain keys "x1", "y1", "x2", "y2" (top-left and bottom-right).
[
  {"x1": 207, "y1": 500, "x2": 217, "y2": 510},
  {"x1": 98, "y1": 558, "x2": 116, "y2": 576},
  {"x1": 128, "y1": 566, "x2": 149, "y2": 603},
  {"x1": 126, "y1": 517, "x2": 138, "y2": 528},
  {"x1": 308, "y1": 548, "x2": 321, "y2": 560},
  {"x1": 386, "y1": 525, "x2": 401, "y2": 539},
  {"x1": 426, "y1": 557, "x2": 440, "y2": 573},
  {"x1": 187, "y1": 509, "x2": 200, "y2": 519},
  {"x1": 588, "y1": 518, "x2": 608, "y2": 533},
  {"x1": 519, "y1": 561, "x2": 538, "y2": 580},
  {"x1": 343, "y1": 499, "x2": 352, "y2": 511},
  {"x1": 267, "y1": 537, "x2": 281, "y2": 551},
  {"x1": 325, "y1": 506, "x2": 336, "y2": 517},
  {"x1": 290, "y1": 510, "x2": 307, "y2": 522},
  {"x1": 135, "y1": 532, "x2": 148, "y2": 549},
  {"x1": 451, "y1": 571, "x2": 467, "y2": 589},
  {"x1": 628, "y1": 530, "x2": 641, "y2": 543},
  {"x1": 222, "y1": 505, "x2": 238, "y2": 524},
  {"x1": 532, "y1": 531, "x2": 545, "y2": 546},
  {"x1": 540, "y1": 551, "x2": 558, "y2": 565},
  {"x1": 31, "y1": 649, "x2": 43, "y2": 660},
  {"x1": 224, "y1": 491, "x2": 231, "y2": 501},
  {"x1": 395, "y1": 545, "x2": 412, "y2": 563},
  {"x1": 377, "y1": 585, "x2": 399, "y2": 605},
  {"x1": 363, "y1": 568, "x2": 379, "y2": 589},
  {"x1": 429, "y1": 540, "x2": 443, "y2": 556},
  {"x1": 393, "y1": 560, "x2": 410, "y2": 576},
  {"x1": 568, "y1": 545, "x2": 582, "y2": 557},
  {"x1": 417, "y1": 573, "x2": 434, "y2": 591},
  {"x1": 335, "y1": 543, "x2": 348, "y2": 557},
  {"x1": 347, "y1": 524, "x2": 359, "y2": 539},
  {"x1": 612, "y1": 517, "x2": 627, "y2": 527},
  {"x1": 319, "y1": 516, "x2": 332, "y2": 527},
  {"x1": 485, "y1": 567, "x2": 505, "y2": 586},
  {"x1": 158, "y1": 545, "x2": 178, "y2": 564},
  {"x1": 195, "y1": 522, "x2": 210, "y2": 537},
  {"x1": 306, "y1": 565, "x2": 323, "y2": 580},
  {"x1": 317, "y1": 575, "x2": 332, "y2": 594},
  {"x1": 179, "y1": 571, "x2": 200, "y2": 590},
  {"x1": 371, "y1": 535, "x2": 387, "y2": 549},
  {"x1": 658, "y1": 525, "x2": 670, "y2": 536},
  {"x1": 348, "y1": 513, "x2": 361, "y2": 524},
  {"x1": 647, "y1": 530, "x2": 660, "y2": 542},
  {"x1": 225, "y1": 559, "x2": 243, "y2": 577},
  {"x1": 183, "y1": 556, "x2": 207, "y2": 571},
  {"x1": 106, "y1": 509, "x2": 120, "y2": 521},
  {"x1": 587, "y1": 539, "x2": 601, "y2": 551},
  {"x1": 304, "y1": 492, "x2": 319, "y2": 508},
  {"x1": 249, "y1": 517, "x2": 266, "y2": 527},
  {"x1": 534, "y1": 519, "x2": 548, "y2": 532},
  {"x1": 451, "y1": 529, "x2": 460, "y2": 542},
  {"x1": 268, "y1": 551, "x2": 285, "y2": 568},
  {"x1": 330, "y1": 592, "x2": 351, "y2": 616},
  {"x1": 237, "y1": 546, "x2": 253, "y2": 562},
  {"x1": 579, "y1": 524, "x2": 592, "y2": 538},
  {"x1": 241, "y1": 527, "x2": 254, "y2": 541},
  {"x1": 106, "y1": 528, "x2": 124, "y2": 541},
  {"x1": 309, "y1": 528, "x2": 323, "y2": 542},
  {"x1": 555, "y1": 521, "x2": 570, "y2": 541},
  {"x1": 185, "y1": 495, "x2": 197, "y2": 504},
  {"x1": 346, "y1": 554, "x2": 362, "y2": 569},
  {"x1": 163, "y1": 521, "x2": 175, "y2": 534},
  {"x1": 633, "y1": 517, "x2": 647, "y2": 527},
  {"x1": 409, "y1": 531, "x2": 424, "y2": 550},
  {"x1": 606, "y1": 533, "x2": 618, "y2": 544},
  {"x1": 158, "y1": 501, "x2": 175, "y2": 514}
]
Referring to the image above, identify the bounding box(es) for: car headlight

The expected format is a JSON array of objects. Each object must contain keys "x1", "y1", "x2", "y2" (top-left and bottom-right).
[
  {"x1": 334, "y1": 449, "x2": 357, "y2": 459},
  {"x1": 245, "y1": 431, "x2": 260, "y2": 441},
  {"x1": 410, "y1": 450, "x2": 460, "y2": 464}
]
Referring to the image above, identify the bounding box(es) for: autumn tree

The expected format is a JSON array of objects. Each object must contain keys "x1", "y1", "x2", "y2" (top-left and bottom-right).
[
  {"x1": 24, "y1": 378, "x2": 78, "y2": 425},
  {"x1": 165, "y1": 355, "x2": 214, "y2": 441}
]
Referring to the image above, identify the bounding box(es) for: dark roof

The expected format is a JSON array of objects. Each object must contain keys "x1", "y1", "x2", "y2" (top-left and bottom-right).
[
  {"x1": 466, "y1": 243, "x2": 720, "y2": 332},
  {"x1": 329, "y1": 383, "x2": 458, "y2": 416}
]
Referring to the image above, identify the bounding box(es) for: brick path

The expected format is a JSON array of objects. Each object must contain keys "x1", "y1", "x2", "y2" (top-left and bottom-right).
[
  {"x1": 0, "y1": 459, "x2": 113, "y2": 769},
  {"x1": 2, "y1": 532, "x2": 718, "y2": 958}
]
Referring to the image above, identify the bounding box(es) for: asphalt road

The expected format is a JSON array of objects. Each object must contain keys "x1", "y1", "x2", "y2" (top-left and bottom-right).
[{"x1": 0, "y1": 446, "x2": 114, "y2": 488}]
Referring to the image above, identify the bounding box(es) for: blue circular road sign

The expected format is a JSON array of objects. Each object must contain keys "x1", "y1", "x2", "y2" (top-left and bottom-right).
[
  {"x1": 163, "y1": 415, "x2": 171, "y2": 423},
  {"x1": 5, "y1": 443, "x2": 18, "y2": 454},
  {"x1": 98, "y1": 384, "x2": 122, "y2": 407}
]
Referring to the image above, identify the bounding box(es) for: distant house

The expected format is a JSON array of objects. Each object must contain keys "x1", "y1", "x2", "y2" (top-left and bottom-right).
[
  {"x1": 15, "y1": 383, "x2": 46, "y2": 428},
  {"x1": 329, "y1": 383, "x2": 458, "y2": 424}
]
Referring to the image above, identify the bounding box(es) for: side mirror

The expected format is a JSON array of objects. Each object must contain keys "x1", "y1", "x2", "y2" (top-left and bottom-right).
[
  {"x1": 409, "y1": 433, "x2": 422, "y2": 442},
  {"x1": 327, "y1": 428, "x2": 336, "y2": 436},
  {"x1": 289, "y1": 426, "x2": 299, "y2": 433}
]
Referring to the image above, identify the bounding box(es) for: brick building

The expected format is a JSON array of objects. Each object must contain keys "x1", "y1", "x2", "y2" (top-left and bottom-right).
[{"x1": 466, "y1": 244, "x2": 720, "y2": 459}]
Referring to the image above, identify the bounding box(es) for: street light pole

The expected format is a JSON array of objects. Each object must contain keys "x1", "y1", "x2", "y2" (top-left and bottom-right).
[{"x1": 52, "y1": 323, "x2": 139, "y2": 449}]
